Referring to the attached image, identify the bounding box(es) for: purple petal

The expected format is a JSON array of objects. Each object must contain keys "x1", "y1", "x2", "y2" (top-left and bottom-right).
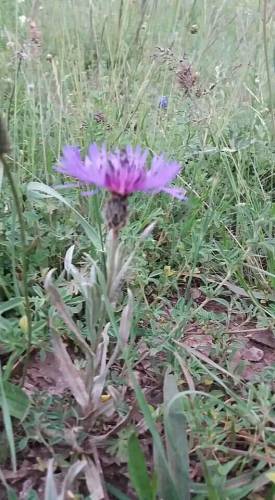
[
  {"x1": 143, "y1": 156, "x2": 181, "y2": 190},
  {"x1": 56, "y1": 144, "x2": 108, "y2": 187},
  {"x1": 126, "y1": 145, "x2": 147, "y2": 168},
  {"x1": 55, "y1": 146, "x2": 82, "y2": 174},
  {"x1": 87, "y1": 143, "x2": 107, "y2": 169},
  {"x1": 85, "y1": 143, "x2": 107, "y2": 187},
  {"x1": 54, "y1": 143, "x2": 186, "y2": 201},
  {"x1": 55, "y1": 146, "x2": 92, "y2": 184},
  {"x1": 161, "y1": 186, "x2": 187, "y2": 200}
]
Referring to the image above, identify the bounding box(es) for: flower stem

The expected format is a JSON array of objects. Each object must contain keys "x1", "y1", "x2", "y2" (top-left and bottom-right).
[
  {"x1": 262, "y1": 0, "x2": 275, "y2": 141},
  {"x1": 106, "y1": 229, "x2": 119, "y2": 298}
]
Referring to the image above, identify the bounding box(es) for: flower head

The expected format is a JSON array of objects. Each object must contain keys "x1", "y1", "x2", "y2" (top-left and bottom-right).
[
  {"x1": 159, "y1": 96, "x2": 168, "y2": 109},
  {"x1": 55, "y1": 144, "x2": 186, "y2": 200}
]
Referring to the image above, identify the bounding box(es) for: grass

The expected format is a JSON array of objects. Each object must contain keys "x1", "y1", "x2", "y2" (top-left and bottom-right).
[{"x1": 0, "y1": 0, "x2": 275, "y2": 498}]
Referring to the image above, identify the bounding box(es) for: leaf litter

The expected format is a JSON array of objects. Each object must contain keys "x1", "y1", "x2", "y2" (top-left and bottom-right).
[{"x1": 2, "y1": 272, "x2": 273, "y2": 499}]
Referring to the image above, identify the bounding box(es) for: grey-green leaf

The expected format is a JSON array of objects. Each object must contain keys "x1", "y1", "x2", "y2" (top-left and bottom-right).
[{"x1": 165, "y1": 393, "x2": 190, "y2": 500}]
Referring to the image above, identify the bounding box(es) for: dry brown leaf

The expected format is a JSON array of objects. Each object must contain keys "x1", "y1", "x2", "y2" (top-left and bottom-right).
[
  {"x1": 23, "y1": 352, "x2": 69, "y2": 396},
  {"x1": 119, "y1": 289, "x2": 134, "y2": 346},
  {"x1": 247, "y1": 330, "x2": 275, "y2": 349},
  {"x1": 241, "y1": 346, "x2": 264, "y2": 362},
  {"x1": 45, "y1": 269, "x2": 94, "y2": 358},
  {"x1": 190, "y1": 287, "x2": 202, "y2": 300},
  {"x1": 85, "y1": 458, "x2": 105, "y2": 500},
  {"x1": 183, "y1": 334, "x2": 213, "y2": 355},
  {"x1": 51, "y1": 332, "x2": 90, "y2": 411}
]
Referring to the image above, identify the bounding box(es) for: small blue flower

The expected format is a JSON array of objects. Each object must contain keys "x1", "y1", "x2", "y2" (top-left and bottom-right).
[{"x1": 159, "y1": 96, "x2": 168, "y2": 109}]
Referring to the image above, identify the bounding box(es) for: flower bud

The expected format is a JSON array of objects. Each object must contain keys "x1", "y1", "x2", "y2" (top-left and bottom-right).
[{"x1": 104, "y1": 194, "x2": 128, "y2": 232}]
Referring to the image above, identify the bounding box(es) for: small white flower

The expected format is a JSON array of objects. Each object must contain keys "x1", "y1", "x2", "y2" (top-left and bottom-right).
[
  {"x1": 27, "y1": 83, "x2": 35, "y2": 93},
  {"x1": 19, "y1": 15, "x2": 27, "y2": 25}
]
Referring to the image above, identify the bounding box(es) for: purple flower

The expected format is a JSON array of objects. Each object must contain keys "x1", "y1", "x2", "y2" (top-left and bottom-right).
[
  {"x1": 159, "y1": 96, "x2": 168, "y2": 109},
  {"x1": 55, "y1": 144, "x2": 186, "y2": 200}
]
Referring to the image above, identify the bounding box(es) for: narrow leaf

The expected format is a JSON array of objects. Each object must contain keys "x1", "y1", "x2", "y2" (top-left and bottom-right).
[
  {"x1": 45, "y1": 270, "x2": 94, "y2": 358},
  {"x1": 119, "y1": 289, "x2": 133, "y2": 346},
  {"x1": 165, "y1": 390, "x2": 190, "y2": 500},
  {"x1": 27, "y1": 182, "x2": 101, "y2": 250},
  {"x1": 106, "y1": 483, "x2": 131, "y2": 500},
  {"x1": 0, "y1": 364, "x2": 16, "y2": 471},
  {"x1": 51, "y1": 332, "x2": 90, "y2": 410},
  {"x1": 163, "y1": 371, "x2": 178, "y2": 406},
  {"x1": 130, "y1": 371, "x2": 179, "y2": 500},
  {"x1": 85, "y1": 457, "x2": 105, "y2": 500},
  {"x1": 60, "y1": 460, "x2": 86, "y2": 499},
  {"x1": 44, "y1": 460, "x2": 58, "y2": 500},
  {"x1": 128, "y1": 433, "x2": 154, "y2": 500}
]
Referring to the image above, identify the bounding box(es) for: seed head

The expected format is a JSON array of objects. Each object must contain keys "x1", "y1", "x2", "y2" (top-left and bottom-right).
[{"x1": 177, "y1": 63, "x2": 197, "y2": 93}]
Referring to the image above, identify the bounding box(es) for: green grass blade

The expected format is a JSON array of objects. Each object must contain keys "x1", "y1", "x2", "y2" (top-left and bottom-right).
[
  {"x1": 130, "y1": 371, "x2": 180, "y2": 500},
  {"x1": 128, "y1": 432, "x2": 154, "y2": 500},
  {"x1": 27, "y1": 182, "x2": 101, "y2": 251},
  {"x1": 0, "y1": 363, "x2": 16, "y2": 472},
  {"x1": 163, "y1": 373, "x2": 190, "y2": 500},
  {"x1": 106, "y1": 482, "x2": 131, "y2": 500}
]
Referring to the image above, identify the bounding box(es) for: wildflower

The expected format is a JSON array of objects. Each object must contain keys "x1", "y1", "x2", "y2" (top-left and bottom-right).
[
  {"x1": 56, "y1": 144, "x2": 186, "y2": 230},
  {"x1": 27, "y1": 83, "x2": 35, "y2": 93},
  {"x1": 159, "y1": 96, "x2": 168, "y2": 109},
  {"x1": 190, "y1": 24, "x2": 198, "y2": 34},
  {"x1": 19, "y1": 15, "x2": 27, "y2": 26},
  {"x1": 29, "y1": 20, "x2": 41, "y2": 46},
  {"x1": 6, "y1": 41, "x2": 15, "y2": 50},
  {"x1": 56, "y1": 144, "x2": 186, "y2": 200}
]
